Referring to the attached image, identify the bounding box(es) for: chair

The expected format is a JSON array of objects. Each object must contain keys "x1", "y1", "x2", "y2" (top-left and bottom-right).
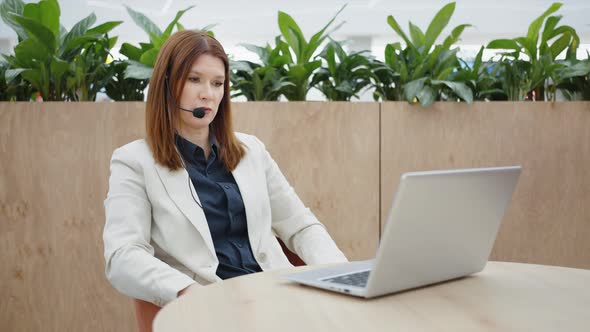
[{"x1": 134, "y1": 238, "x2": 304, "y2": 332}]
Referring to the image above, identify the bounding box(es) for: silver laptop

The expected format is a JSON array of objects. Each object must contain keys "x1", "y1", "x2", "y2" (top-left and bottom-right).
[{"x1": 283, "y1": 166, "x2": 521, "y2": 298}]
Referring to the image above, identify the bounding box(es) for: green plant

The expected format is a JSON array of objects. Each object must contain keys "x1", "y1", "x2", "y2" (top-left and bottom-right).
[
  {"x1": 555, "y1": 56, "x2": 590, "y2": 100},
  {"x1": 310, "y1": 39, "x2": 374, "y2": 101},
  {"x1": 121, "y1": 5, "x2": 214, "y2": 80},
  {"x1": 486, "y1": 2, "x2": 579, "y2": 101},
  {"x1": 0, "y1": 60, "x2": 34, "y2": 101},
  {"x1": 377, "y1": 2, "x2": 473, "y2": 106},
  {"x1": 369, "y1": 59, "x2": 401, "y2": 102},
  {"x1": 1, "y1": 0, "x2": 122, "y2": 101},
  {"x1": 230, "y1": 37, "x2": 294, "y2": 101},
  {"x1": 104, "y1": 60, "x2": 148, "y2": 101},
  {"x1": 275, "y1": 5, "x2": 346, "y2": 100},
  {"x1": 451, "y1": 46, "x2": 507, "y2": 101}
]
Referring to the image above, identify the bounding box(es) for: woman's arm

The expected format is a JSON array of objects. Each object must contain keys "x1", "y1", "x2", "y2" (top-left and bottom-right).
[{"x1": 103, "y1": 146, "x2": 195, "y2": 306}]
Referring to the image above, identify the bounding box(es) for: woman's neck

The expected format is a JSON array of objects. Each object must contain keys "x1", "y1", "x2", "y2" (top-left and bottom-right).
[{"x1": 178, "y1": 126, "x2": 211, "y2": 159}]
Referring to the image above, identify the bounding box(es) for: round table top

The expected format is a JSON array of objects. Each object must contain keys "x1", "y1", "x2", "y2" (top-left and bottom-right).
[{"x1": 153, "y1": 261, "x2": 590, "y2": 332}]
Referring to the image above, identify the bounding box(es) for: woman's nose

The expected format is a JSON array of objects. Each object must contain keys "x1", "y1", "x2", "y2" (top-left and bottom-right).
[{"x1": 199, "y1": 85, "x2": 213, "y2": 100}]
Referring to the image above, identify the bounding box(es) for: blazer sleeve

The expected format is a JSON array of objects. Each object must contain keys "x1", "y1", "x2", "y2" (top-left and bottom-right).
[
  {"x1": 103, "y1": 146, "x2": 195, "y2": 306},
  {"x1": 253, "y1": 136, "x2": 348, "y2": 265}
]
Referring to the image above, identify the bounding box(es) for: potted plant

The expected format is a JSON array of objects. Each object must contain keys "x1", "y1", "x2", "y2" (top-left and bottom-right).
[{"x1": 0, "y1": 0, "x2": 122, "y2": 101}]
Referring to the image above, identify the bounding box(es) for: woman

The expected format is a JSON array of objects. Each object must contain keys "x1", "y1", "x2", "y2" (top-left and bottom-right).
[{"x1": 103, "y1": 30, "x2": 347, "y2": 308}]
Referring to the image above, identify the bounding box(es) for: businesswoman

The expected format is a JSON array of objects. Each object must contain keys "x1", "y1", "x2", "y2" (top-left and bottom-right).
[{"x1": 103, "y1": 29, "x2": 347, "y2": 314}]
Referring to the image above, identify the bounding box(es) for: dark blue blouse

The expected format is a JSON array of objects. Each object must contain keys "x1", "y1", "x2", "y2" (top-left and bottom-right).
[{"x1": 175, "y1": 134, "x2": 262, "y2": 279}]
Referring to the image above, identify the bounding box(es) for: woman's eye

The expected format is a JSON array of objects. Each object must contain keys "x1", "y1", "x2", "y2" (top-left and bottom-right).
[
  {"x1": 214, "y1": 82, "x2": 224, "y2": 87},
  {"x1": 188, "y1": 77, "x2": 199, "y2": 82}
]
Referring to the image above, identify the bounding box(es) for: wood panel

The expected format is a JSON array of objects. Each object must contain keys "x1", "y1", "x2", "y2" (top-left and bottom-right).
[
  {"x1": 380, "y1": 102, "x2": 590, "y2": 269},
  {"x1": 0, "y1": 102, "x2": 145, "y2": 332},
  {"x1": 3, "y1": 100, "x2": 588, "y2": 332},
  {"x1": 0, "y1": 101, "x2": 380, "y2": 331},
  {"x1": 232, "y1": 102, "x2": 381, "y2": 260}
]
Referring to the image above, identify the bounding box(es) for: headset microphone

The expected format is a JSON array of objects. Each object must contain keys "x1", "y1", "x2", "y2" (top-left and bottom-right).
[{"x1": 177, "y1": 105, "x2": 207, "y2": 119}]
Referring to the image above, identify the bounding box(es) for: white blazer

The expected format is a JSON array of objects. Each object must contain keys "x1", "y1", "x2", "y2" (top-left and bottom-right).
[{"x1": 103, "y1": 133, "x2": 347, "y2": 306}]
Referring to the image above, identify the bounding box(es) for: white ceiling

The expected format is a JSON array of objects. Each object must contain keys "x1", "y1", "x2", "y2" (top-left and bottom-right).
[{"x1": 1, "y1": 0, "x2": 589, "y2": 57}]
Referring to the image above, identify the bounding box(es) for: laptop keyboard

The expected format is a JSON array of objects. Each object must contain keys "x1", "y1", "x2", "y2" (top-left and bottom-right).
[{"x1": 322, "y1": 270, "x2": 370, "y2": 288}]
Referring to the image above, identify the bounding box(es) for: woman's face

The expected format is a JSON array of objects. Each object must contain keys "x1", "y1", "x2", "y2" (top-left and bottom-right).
[{"x1": 177, "y1": 54, "x2": 226, "y2": 132}]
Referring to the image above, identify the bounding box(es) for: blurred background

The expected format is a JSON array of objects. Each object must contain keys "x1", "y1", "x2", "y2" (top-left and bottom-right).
[{"x1": 2, "y1": 0, "x2": 588, "y2": 61}]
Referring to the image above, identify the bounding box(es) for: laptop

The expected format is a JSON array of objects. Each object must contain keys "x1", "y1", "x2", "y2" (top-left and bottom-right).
[{"x1": 283, "y1": 166, "x2": 522, "y2": 298}]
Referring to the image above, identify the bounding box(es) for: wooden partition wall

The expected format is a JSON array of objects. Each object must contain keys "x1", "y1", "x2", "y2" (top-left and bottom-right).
[
  {"x1": 0, "y1": 102, "x2": 380, "y2": 332},
  {"x1": 1, "y1": 101, "x2": 588, "y2": 332},
  {"x1": 381, "y1": 102, "x2": 590, "y2": 269}
]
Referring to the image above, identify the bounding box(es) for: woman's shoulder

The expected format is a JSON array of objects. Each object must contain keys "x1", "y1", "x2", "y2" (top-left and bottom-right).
[
  {"x1": 111, "y1": 139, "x2": 154, "y2": 165},
  {"x1": 234, "y1": 132, "x2": 264, "y2": 149}
]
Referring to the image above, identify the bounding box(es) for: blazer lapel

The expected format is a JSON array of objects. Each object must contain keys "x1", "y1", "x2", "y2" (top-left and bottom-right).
[
  {"x1": 154, "y1": 163, "x2": 216, "y2": 257},
  {"x1": 232, "y1": 159, "x2": 263, "y2": 253}
]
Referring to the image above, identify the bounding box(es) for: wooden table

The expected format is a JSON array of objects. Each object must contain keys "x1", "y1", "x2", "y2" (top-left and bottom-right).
[{"x1": 153, "y1": 262, "x2": 590, "y2": 331}]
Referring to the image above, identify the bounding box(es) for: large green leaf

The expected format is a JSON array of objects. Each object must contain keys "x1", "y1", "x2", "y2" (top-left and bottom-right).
[
  {"x1": 549, "y1": 33, "x2": 572, "y2": 59},
  {"x1": 486, "y1": 39, "x2": 520, "y2": 51},
  {"x1": 11, "y1": 14, "x2": 56, "y2": 53},
  {"x1": 240, "y1": 43, "x2": 270, "y2": 64},
  {"x1": 473, "y1": 46, "x2": 484, "y2": 73},
  {"x1": 125, "y1": 5, "x2": 162, "y2": 38},
  {"x1": 384, "y1": 43, "x2": 400, "y2": 68},
  {"x1": 14, "y1": 35, "x2": 50, "y2": 65},
  {"x1": 275, "y1": 38, "x2": 293, "y2": 64},
  {"x1": 58, "y1": 24, "x2": 66, "y2": 45},
  {"x1": 526, "y1": 2, "x2": 562, "y2": 43},
  {"x1": 541, "y1": 15, "x2": 562, "y2": 43},
  {"x1": 423, "y1": 2, "x2": 455, "y2": 53},
  {"x1": 139, "y1": 48, "x2": 159, "y2": 67},
  {"x1": 442, "y1": 24, "x2": 471, "y2": 49},
  {"x1": 20, "y1": 68, "x2": 43, "y2": 91},
  {"x1": 404, "y1": 77, "x2": 427, "y2": 102},
  {"x1": 278, "y1": 11, "x2": 306, "y2": 63},
  {"x1": 5, "y1": 68, "x2": 26, "y2": 82},
  {"x1": 149, "y1": 32, "x2": 164, "y2": 49},
  {"x1": 39, "y1": 0, "x2": 59, "y2": 37},
  {"x1": 417, "y1": 85, "x2": 436, "y2": 106},
  {"x1": 303, "y1": 60, "x2": 322, "y2": 75},
  {"x1": 305, "y1": 4, "x2": 346, "y2": 62},
  {"x1": 22, "y1": 0, "x2": 60, "y2": 38},
  {"x1": 435, "y1": 66, "x2": 455, "y2": 81},
  {"x1": 62, "y1": 36, "x2": 101, "y2": 56},
  {"x1": 120, "y1": 43, "x2": 143, "y2": 61},
  {"x1": 108, "y1": 36, "x2": 118, "y2": 49},
  {"x1": 86, "y1": 20, "x2": 123, "y2": 35},
  {"x1": 387, "y1": 15, "x2": 416, "y2": 52},
  {"x1": 230, "y1": 60, "x2": 254, "y2": 73},
  {"x1": 409, "y1": 22, "x2": 425, "y2": 49},
  {"x1": 125, "y1": 60, "x2": 153, "y2": 80},
  {"x1": 50, "y1": 55, "x2": 69, "y2": 82},
  {"x1": 0, "y1": 0, "x2": 27, "y2": 40},
  {"x1": 139, "y1": 42, "x2": 153, "y2": 53},
  {"x1": 432, "y1": 80, "x2": 473, "y2": 103},
  {"x1": 162, "y1": 6, "x2": 194, "y2": 37},
  {"x1": 558, "y1": 60, "x2": 590, "y2": 79},
  {"x1": 60, "y1": 13, "x2": 96, "y2": 54},
  {"x1": 200, "y1": 23, "x2": 217, "y2": 33},
  {"x1": 515, "y1": 37, "x2": 536, "y2": 60}
]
